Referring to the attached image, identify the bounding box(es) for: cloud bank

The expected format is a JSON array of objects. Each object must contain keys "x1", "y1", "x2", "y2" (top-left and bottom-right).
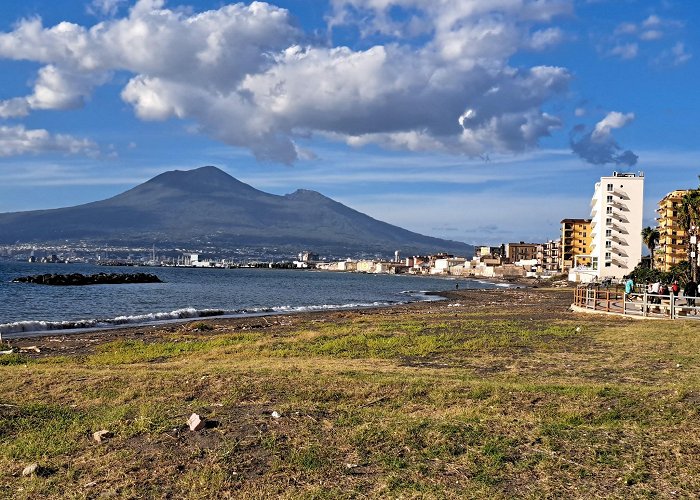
[{"x1": 0, "y1": 0, "x2": 572, "y2": 162}]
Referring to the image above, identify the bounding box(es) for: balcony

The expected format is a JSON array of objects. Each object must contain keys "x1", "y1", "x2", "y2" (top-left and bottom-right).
[
  {"x1": 610, "y1": 244, "x2": 628, "y2": 257},
  {"x1": 613, "y1": 224, "x2": 628, "y2": 234},
  {"x1": 610, "y1": 212, "x2": 629, "y2": 223},
  {"x1": 608, "y1": 198, "x2": 627, "y2": 208},
  {"x1": 612, "y1": 188, "x2": 629, "y2": 199}
]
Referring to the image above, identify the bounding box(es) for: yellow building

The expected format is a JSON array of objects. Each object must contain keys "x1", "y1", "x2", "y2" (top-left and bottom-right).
[
  {"x1": 560, "y1": 218, "x2": 592, "y2": 270},
  {"x1": 656, "y1": 190, "x2": 689, "y2": 272}
]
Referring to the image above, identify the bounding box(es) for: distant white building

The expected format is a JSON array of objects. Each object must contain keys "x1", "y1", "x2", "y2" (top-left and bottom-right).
[{"x1": 579, "y1": 171, "x2": 644, "y2": 281}]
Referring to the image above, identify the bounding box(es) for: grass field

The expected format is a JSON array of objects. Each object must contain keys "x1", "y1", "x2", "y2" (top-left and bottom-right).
[{"x1": 1, "y1": 288, "x2": 699, "y2": 498}]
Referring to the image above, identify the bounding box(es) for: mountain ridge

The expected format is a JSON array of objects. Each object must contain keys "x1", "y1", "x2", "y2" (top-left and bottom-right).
[{"x1": 0, "y1": 166, "x2": 473, "y2": 257}]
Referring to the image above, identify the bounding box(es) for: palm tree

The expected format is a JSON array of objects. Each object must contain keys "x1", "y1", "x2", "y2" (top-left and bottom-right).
[
  {"x1": 641, "y1": 226, "x2": 660, "y2": 270},
  {"x1": 678, "y1": 188, "x2": 700, "y2": 281}
]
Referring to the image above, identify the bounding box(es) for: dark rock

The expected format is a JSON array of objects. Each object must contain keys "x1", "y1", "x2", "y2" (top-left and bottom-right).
[{"x1": 12, "y1": 273, "x2": 163, "y2": 286}]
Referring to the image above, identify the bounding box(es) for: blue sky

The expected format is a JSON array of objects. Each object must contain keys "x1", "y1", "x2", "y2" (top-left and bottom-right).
[{"x1": 0, "y1": 0, "x2": 698, "y2": 246}]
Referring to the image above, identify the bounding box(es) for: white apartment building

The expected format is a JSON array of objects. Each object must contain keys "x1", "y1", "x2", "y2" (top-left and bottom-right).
[{"x1": 586, "y1": 172, "x2": 645, "y2": 280}]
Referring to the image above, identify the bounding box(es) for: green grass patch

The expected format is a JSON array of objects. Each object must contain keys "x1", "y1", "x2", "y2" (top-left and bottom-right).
[
  {"x1": 0, "y1": 353, "x2": 31, "y2": 366},
  {"x1": 86, "y1": 333, "x2": 262, "y2": 364}
]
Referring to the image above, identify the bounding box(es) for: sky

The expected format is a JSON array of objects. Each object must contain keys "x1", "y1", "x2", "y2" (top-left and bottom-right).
[{"x1": 0, "y1": 0, "x2": 698, "y2": 247}]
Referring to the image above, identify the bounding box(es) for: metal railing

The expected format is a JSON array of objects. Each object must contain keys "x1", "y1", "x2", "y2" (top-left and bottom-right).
[{"x1": 573, "y1": 286, "x2": 700, "y2": 320}]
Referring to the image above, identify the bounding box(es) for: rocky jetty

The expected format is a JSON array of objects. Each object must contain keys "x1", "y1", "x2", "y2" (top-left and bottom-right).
[{"x1": 12, "y1": 272, "x2": 163, "y2": 286}]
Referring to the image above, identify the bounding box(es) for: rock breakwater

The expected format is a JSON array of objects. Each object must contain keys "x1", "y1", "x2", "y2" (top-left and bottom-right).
[{"x1": 12, "y1": 272, "x2": 163, "y2": 286}]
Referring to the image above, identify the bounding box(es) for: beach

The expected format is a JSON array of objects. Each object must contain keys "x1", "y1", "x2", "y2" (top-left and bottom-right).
[
  {"x1": 2, "y1": 286, "x2": 699, "y2": 497},
  {"x1": 3, "y1": 284, "x2": 561, "y2": 353},
  {"x1": 0, "y1": 263, "x2": 512, "y2": 336}
]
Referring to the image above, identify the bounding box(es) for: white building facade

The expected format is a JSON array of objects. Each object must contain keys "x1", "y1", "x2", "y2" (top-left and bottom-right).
[{"x1": 588, "y1": 172, "x2": 645, "y2": 280}]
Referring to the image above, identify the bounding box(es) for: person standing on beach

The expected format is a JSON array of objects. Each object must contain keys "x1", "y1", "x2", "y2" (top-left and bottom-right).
[{"x1": 685, "y1": 279, "x2": 698, "y2": 312}]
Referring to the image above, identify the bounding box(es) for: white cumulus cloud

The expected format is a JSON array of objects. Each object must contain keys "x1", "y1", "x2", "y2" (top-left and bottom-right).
[
  {"x1": 609, "y1": 43, "x2": 638, "y2": 60},
  {"x1": 0, "y1": 125, "x2": 99, "y2": 157},
  {"x1": 88, "y1": 0, "x2": 128, "y2": 17},
  {"x1": 592, "y1": 111, "x2": 635, "y2": 140},
  {"x1": 657, "y1": 42, "x2": 693, "y2": 67},
  {"x1": 0, "y1": 0, "x2": 574, "y2": 162},
  {"x1": 0, "y1": 98, "x2": 30, "y2": 119}
]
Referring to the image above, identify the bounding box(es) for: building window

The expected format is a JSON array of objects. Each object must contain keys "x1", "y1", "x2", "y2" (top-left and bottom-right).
[
  {"x1": 605, "y1": 262, "x2": 612, "y2": 267},
  {"x1": 606, "y1": 207, "x2": 613, "y2": 214},
  {"x1": 606, "y1": 218, "x2": 612, "y2": 225},
  {"x1": 605, "y1": 229, "x2": 612, "y2": 237},
  {"x1": 606, "y1": 195, "x2": 613, "y2": 203},
  {"x1": 605, "y1": 252, "x2": 612, "y2": 259},
  {"x1": 605, "y1": 241, "x2": 612, "y2": 248},
  {"x1": 607, "y1": 183, "x2": 613, "y2": 191}
]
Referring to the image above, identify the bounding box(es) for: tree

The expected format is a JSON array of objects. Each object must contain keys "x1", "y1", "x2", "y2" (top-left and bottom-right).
[
  {"x1": 641, "y1": 226, "x2": 660, "y2": 270},
  {"x1": 678, "y1": 188, "x2": 700, "y2": 282}
]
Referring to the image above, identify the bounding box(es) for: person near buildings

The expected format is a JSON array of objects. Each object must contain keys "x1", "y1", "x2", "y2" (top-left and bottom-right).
[{"x1": 684, "y1": 279, "x2": 698, "y2": 313}]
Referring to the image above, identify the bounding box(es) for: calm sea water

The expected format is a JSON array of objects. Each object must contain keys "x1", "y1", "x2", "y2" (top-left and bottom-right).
[{"x1": 0, "y1": 262, "x2": 502, "y2": 337}]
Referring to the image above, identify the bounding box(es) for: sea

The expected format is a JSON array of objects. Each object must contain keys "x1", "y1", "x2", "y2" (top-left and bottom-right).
[{"x1": 0, "y1": 262, "x2": 505, "y2": 338}]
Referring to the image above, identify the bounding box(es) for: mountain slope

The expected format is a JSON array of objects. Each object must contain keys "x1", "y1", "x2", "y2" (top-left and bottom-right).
[{"x1": 0, "y1": 166, "x2": 473, "y2": 256}]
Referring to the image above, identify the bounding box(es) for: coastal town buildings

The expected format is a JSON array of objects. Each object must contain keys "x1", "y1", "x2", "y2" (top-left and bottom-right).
[
  {"x1": 584, "y1": 172, "x2": 645, "y2": 281},
  {"x1": 656, "y1": 190, "x2": 689, "y2": 272},
  {"x1": 559, "y1": 219, "x2": 591, "y2": 271},
  {"x1": 537, "y1": 239, "x2": 561, "y2": 273},
  {"x1": 432, "y1": 257, "x2": 467, "y2": 274},
  {"x1": 475, "y1": 246, "x2": 503, "y2": 259},
  {"x1": 504, "y1": 242, "x2": 538, "y2": 263}
]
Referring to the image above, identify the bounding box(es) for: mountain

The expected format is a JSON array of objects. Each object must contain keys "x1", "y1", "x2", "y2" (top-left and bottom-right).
[{"x1": 0, "y1": 166, "x2": 473, "y2": 257}]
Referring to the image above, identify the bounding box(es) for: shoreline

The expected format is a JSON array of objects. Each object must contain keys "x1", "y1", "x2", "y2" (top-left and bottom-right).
[
  {"x1": 0, "y1": 273, "x2": 563, "y2": 342},
  {"x1": 1, "y1": 286, "x2": 572, "y2": 356}
]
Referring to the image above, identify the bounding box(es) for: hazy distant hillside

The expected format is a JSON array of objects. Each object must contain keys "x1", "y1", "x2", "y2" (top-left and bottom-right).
[{"x1": 0, "y1": 166, "x2": 473, "y2": 257}]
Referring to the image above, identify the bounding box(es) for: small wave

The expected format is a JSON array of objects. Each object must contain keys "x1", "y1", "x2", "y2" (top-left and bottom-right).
[
  {"x1": 0, "y1": 307, "x2": 229, "y2": 335},
  {"x1": 0, "y1": 300, "x2": 407, "y2": 337}
]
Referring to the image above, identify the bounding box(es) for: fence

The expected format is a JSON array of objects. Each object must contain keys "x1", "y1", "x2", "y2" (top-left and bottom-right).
[{"x1": 573, "y1": 286, "x2": 700, "y2": 320}]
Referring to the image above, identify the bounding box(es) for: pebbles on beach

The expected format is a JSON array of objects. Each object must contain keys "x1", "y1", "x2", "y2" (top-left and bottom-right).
[
  {"x1": 21, "y1": 463, "x2": 39, "y2": 477},
  {"x1": 188, "y1": 413, "x2": 205, "y2": 431},
  {"x1": 92, "y1": 430, "x2": 112, "y2": 443}
]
